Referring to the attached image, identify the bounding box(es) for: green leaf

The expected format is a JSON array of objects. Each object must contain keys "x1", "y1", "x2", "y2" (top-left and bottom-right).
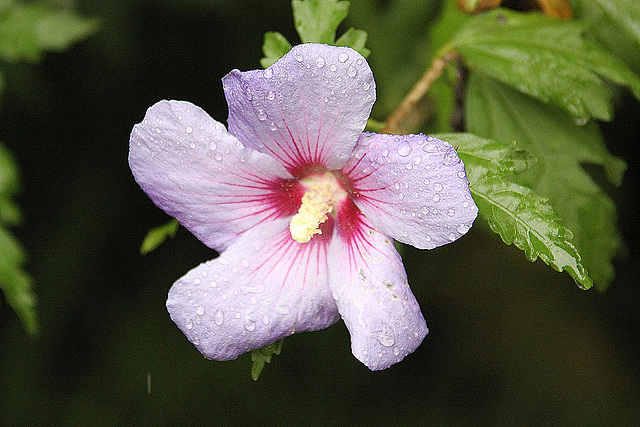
[
  {"x1": 572, "y1": 0, "x2": 640, "y2": 72},
  {"x1": 435, "y1": 132, "x2": 536, "y2": 184},
  {"x1": 140, "y1": 219, "x2": 179, "y2": 255},
  {"x1": 0, "y1": 2, "x2": 98, "y2": 63},
  {"x1": 471, "y1": 176, "x2": 592, "y2": 289},
  {"x1": 465, "y1": 73, "x2": 626, "y2": 289},
  {"x1": 335, "y1": 27, "x2": 370, "y2": 57},
  {"x1": 451, "y1": 8, "x2": 640, "y2": 122},
  {"x1": 0, "y1": 142, "x2": 37, "y2": 334},
  {"x1": 260, "y1": 31, "x2": 292, "y2": 69},
  {"x1": 250, "y1": 339, "x2": 284, "y2": 381},
  {"x1": 292, "y1": 0, "x2": 349, "y2": 44},
  {"x1": 438, "y1": 133, "x2": 591, "y2": 287}
]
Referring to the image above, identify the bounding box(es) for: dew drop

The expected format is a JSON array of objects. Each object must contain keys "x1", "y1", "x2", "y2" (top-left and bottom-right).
[
  {"x1": 457, "y1": 224, "x2": 470, "y2": 234},
  {"x1": 433, "y1": 194, "x2": 441, "y2": 202},
  {"x1": 413, "y1": 156, "x2": 422, "y2": 165},
  {"x1": 347, "y1": 66, "x2": 357, "y2": 78},
  {"x1": 382, "y1": 149, "x2": 389, "y2": 157},
  {"x1": 257, "y1": 109, "x2": 267, "y2": 121},
  {"x1": 189, "y1": 142, "x2": 196, "y2": 148},
  {"x1": 214, "y1": 153, "x2": 222, "y2": 161},
  {"x1": 363, "y1": 82, "x2": 370, "y2": 91},
  {"x1": 196, "y1": 306, "x2": 205, "y2": 316},
  {"x1": 338, "y1": 52, "x2": 349, "y2": 63},
  {"x1": 185, "y1": 319, "x2": 193, "y2": 330},
  {"x1": 244, "y1": 320, "x2": 256, "y2": 331},
  {"x1": 462, "y1": 201, "x2": 469, "y2": 208},
  {"x1": 269, "y1": 122, "x2": 278, "y2": 131},
  {"x1": 276, "y1": 306, "x2": 289, "y2": 315},
  {"x1": 185, "y1": 125, "x2": 193, "y2": 134},
  {"x1": 376, "y1": 324, "x2": 395, "y2": 347},
  {"x1": 263, "y1": 68, "x2": 273, "y2": 79},
  {"x1": 449, "y1": 233, "x2": 456, "y2": 241},
  {"x1": 421, "y1": 206, "x2": 429, "y2": 214},
  {"x1": 393, "y1": 347, "x2": 400, "y2": 356},
  {"x1": 329, "y1": 64, "x2": 338, "y2": 72},
  {"x1": 262, "y1": 314, "x2": 270, "y2": 325},
  {"x1": 447, "y1": 208, "x2": 456, "y2": 216},
  {"x1": 457, "y1": 170, "x2": 466, "y2": 179},
  {"x1": 193, "y1": 278, "x2": 201, "y2": 285},
  {"x1": 397, "y1": 143, "x2": 412, "y2": 157},
  {"x1": 398, "y1": 192, "x2": 404, "y2": 201},
  {"x1": 433, "y1": 182, "x2": 443, "y2": 192},
  {"x1": 267, "y1": 90, "x2": 275, "y2": 100},
  {"x1": 214, "y1": 310, "x2": 224, "y2": 325},
  {"x1": 316, "y1": 56, "x2": 325, "y2": 68},
  {"x1": 209, "y1": 142, "x2": 217, "y2": 151}
]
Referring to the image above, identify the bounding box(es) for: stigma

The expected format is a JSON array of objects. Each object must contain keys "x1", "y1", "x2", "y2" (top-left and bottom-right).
[{"x1": 289, "y1": 173, "x2": 346, "y2": 243}]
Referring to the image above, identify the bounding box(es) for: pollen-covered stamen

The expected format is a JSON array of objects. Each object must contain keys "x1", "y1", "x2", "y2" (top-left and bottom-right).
[{"x1": 289, "y1": 173, "x2": 347, "y2": 243}]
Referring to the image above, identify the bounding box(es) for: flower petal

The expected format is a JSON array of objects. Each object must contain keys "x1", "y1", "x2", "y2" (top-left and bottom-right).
[
  {"x1": 166, "y1": 218, "x2": 339, "y2": 361},
  {"x1": 343, "y1": 133, "x2": 478, "y2": 249},
  {"x1": 329, "y1": 215, "x2": 428, "y2": 370},
  {"x1": 129, "y1": 100, "x2": 300, "y2": 252},
  {"x1": 223, "y1": 43, "x2": 375, "y2": 174}
]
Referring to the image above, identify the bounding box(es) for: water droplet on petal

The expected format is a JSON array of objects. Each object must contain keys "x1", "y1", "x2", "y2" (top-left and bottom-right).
[
  {"x1": 209, "y1": 142, "x2": 217, "y2": 151},
  {"x1": 414, "y1": 156, "x2": 422, "y2": 165},
  {"x1": 263, "y1": 68, "x2": 273, "y2": 79},
  {"x1": 316, "y1": 56, "x2": 325, "y2": 68},
  {"x1": 433, "y1": 182, "x2": 443, "y2": 192},
  {"x1": 214, "y1": 310, "x2": 224, "y2": 325},
  {"x1": 433, "y1": 194, "x2": 441, "y2": 202},
  {"x1": 447, "y1": 208, "x2": 456, "y2": 216},
  {"x1": 347, "y1": 66, "x2": 357, "y2": 77},
  {"x1": 397, "y1": 143, "x2": 412, "y2": 157},
  {"x1": 376, "y1": 324, "x2": 395, "y2": 347},
  {"x1": 214, "y1": 153, "x2": 222, "y2": 161},
  {"x1": 448, "y1": 232, "x2": 456, "y2": 241},
  {"x1": 186, "y1": 319, "x2": 193, "y2": 330},
  {"x1": 257, "y1": 109, "x2": 267, "y2": 121},
  {"x1": 457, "y1": 170, "x2": 466, "y2": 179},
  {"x1": 244, "y1": 320, "x2": 256, "y2": 331},
  {"x1": 329, "y1": 64, "x2": 338, "y2": 72},
  {"x1": 338, "y1": 52, "x2": 349, "y2": 63},
  {"x1": 262, "y1": 314, "x2": 270, "y2": 325},
  {"x1": 267, "y1": 90, "x2": 275, "y2": 100},
  {"x1": 457, "y1": 224, "x2": 470, "y2": 234},
  {"x1": 276, "y1": 306, "x2": 289, "y2": 315},
  {"x1": 393, "y1": 347, "x2": 400, "y2": 356},
  {"x1": 196, "y1": 306, "x2": 205, "y2": 316},
  {"x1": 185, "y1": 125, "x2": 193, "y2": 134}
]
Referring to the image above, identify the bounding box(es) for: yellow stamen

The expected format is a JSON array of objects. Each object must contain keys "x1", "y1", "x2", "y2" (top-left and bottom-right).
[{"x1": 289, "y1": 182, "x2": 336, "y2": 243}]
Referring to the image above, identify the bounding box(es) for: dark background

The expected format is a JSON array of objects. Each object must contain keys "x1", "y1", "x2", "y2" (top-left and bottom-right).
[{"x1": 1, "y1": 1, "x2": 639, "y2": 424}]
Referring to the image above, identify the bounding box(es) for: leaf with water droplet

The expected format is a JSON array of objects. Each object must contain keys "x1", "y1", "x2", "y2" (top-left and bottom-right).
[
  {"x1": 465, "y1": 74, "x2": 627, "y2": 289},
  {"x1": 140, "y1": 218, "x2": 179, "y2": 255},
  {"x1": 450, "y1": 8, "x2": 640, "y2": 122},
  {"x1": 250, "y1": 339, "x2": 284, "y2": 381}
]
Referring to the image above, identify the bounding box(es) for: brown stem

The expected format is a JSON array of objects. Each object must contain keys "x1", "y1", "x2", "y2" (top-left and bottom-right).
[{"x1": 382, "y1": 50, "x2": 458, "y2": 135}]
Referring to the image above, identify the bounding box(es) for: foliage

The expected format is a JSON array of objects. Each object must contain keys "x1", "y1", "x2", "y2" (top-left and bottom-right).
[
  {"x1": 251, "y1": 339, "x2": 284, "y2": 381},
  {"x1": 261, "y1": 0, "x2": 369, "y2": 68},
  {"x1": 0, "y1": 1, "x2": 98, "y2": 334}
]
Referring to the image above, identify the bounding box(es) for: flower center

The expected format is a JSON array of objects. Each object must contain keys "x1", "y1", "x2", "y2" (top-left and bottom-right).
[{"x1": 289, "y1": 173, "x2": 346, "y2": 243}]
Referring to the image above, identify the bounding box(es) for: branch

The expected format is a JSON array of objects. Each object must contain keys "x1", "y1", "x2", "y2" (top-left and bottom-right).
[{"x1": 382, "y1": 51, "x2": 458, "y2": 134}]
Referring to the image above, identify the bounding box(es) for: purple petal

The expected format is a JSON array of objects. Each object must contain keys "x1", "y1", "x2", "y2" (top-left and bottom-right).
[
  {"x1": 328, "y1": 217, "x2": 428, "y2": 370},
  {"x1": 343, "y1": 133, "x2": 478, "y2": 250},
  {"x1": 166, "y1": 218, "x2": 339, "y2": 361},
  {"x1": 223, "y1": 43, "x2": 375, "y2": 175},
  {"x1": 129, "y1": 100, "x2": 300, "y2": 252}
]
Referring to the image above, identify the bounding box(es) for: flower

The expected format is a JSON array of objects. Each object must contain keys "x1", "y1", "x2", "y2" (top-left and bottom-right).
[{"x1": 129, "y1": 43, "x2": 478, "y2": 370}]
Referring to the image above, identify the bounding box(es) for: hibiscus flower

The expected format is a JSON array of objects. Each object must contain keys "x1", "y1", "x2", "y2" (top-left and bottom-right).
[{"x1": 129, "y1": 43, "x2": 477, "y2": 370}]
